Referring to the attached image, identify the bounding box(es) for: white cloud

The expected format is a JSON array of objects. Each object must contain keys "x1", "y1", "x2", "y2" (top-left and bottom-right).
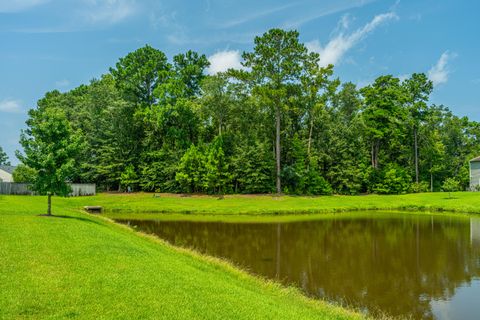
[
  {"x1": 338, "y1": 14, "x2": 352, "y2": 30},
  {"x1": 0, "y1": 99, "x2": 23, "y2": 113},
  {"x1": 283, "y1": 0, "x2": 377, "y2": 29},
  {"x1": 428, "y1": 51, "x2": 455, "y2": 86},
  {"x1": 306, "y1": 12, "x2": 398, "y2": 67},
  {"x1": 398, "y1": 74, "x2": 410, "y2": 82},
  {"x1": 0, "y1": 0, "x2": 49, "y2": 12},
  {"x1": 55, "y1": 79, "x2": 70, "y2": 87},
  {"x1": 82, "y1": 0, "x2": 137, "y2": 24},
  {"x1": 207, "y1": 50, "x2": 244, "y2": 75},
  {"x1": 218, "y1": 3, "x2": 298, "y2": 29}
]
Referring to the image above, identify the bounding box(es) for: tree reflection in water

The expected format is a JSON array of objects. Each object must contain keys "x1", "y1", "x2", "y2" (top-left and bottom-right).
[{"x1": 118, "y1": 213, "x2": 480, "y2": 319}]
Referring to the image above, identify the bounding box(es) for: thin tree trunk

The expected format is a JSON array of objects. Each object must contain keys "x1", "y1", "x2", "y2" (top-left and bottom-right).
[
  {"x1": 430, "y1": 162, "x2": 434, "y2": 192},
  {"x1": 276, "y1": 223, "x2": 281, "y2": 279},
  {"x1": 371, "y1": 140, "x2": 379, "y2": 169},
  {"x1": 275, "y1": 106, "x2": 281, "y2": 194},
  {"x1": 307, "y1": 118, "x2": 313, "y2": 157},
  {"x1": 47, "y1": 193, "x2": 52, "y2": 216},
  {"x1": 371, "y1": 143, "x2": 375, "y2": 168},
  {"x1": 431, "y1": 172, "x2": 433, "y2": 192},
  {"x1": 414, "y1": 126, "x2": 419, "y2": 183}
]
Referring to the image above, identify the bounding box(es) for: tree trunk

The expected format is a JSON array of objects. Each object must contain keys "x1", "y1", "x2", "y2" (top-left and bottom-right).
[
  {"x1": 371, "y1": 140, "x2": 379, "y2": 169},
  {"x1": 47, "y1": 193, "x2": 52, "y2": 216},
  {"x1": 430, "y1": 162, "x2": 434, "y2": 192},
  {"x1": 275, "y1": 106, "x2": 281, "y2": 194},
  {"x1": 276, "y1": 223, "x2": 281, "y2": 279},
  {"x1": 371, "y1": 143, "x2": 375, "y2": 168},
  {"x1": 431, "y1": 172, "x2": 433, "y2": 192},
  {"x1": 414, "y1": 126, "x2": 419, "y2": 183},
  {"x1": 307, "y1": 118, "x2": 313, "y2": 157}
]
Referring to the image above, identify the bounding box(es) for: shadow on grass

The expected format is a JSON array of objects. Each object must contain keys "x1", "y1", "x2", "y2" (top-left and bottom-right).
[{"x1": 37, "y1": 214, "x2": 102, "y2": 225}]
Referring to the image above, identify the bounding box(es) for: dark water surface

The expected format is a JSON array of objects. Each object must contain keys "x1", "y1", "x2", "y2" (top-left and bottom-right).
[{"x1": 116, "y1": 213, "x2": 480, "y2": 319}]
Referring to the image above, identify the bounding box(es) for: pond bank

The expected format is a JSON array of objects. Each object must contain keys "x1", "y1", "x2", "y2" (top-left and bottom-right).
[
  {"x1": 0, "y1": 195, "x2": 362, "y2": 320},
  {"x1": 64, "y1": 191, "x2": 480, "y2": 216},
  {"x1": 2, "y1": 192, "x2": 479, "y2": 319},
  {"x1": 115, "y1": 213, "x2": 480, "y2": 320}
]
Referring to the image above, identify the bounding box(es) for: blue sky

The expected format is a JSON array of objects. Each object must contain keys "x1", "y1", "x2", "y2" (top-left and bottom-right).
[{"x1": 1, "y1": 0, "x2": 479, "y2": 164}]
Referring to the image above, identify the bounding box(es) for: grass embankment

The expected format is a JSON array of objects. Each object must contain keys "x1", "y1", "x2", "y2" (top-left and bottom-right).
[
  {"x1": 56, "y1": 191, "x2": 480, "y2": 217},
  {"x1": 0, "y1": 195, "x2": 361, "y2": 320},
  {"x1": 1, "y1": 192, "x2": 478, "y2": 319}
]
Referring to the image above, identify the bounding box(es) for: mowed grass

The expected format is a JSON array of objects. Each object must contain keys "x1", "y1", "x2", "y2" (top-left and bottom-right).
[
  {"x1": 1, "y1": 191, "x2": 479, "y2": 319},
  {"x1": 42, "y1": 191, "x2": 480, "y2": 216},
  {"x1": 0, "y1": 195, "x2": 361, "y2": 320}
]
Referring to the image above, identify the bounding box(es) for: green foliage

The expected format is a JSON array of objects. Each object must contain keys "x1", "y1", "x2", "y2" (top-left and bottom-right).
[
  {"x1": 110, "y1": 45, "x2": 169, "y2": 106},
  {"x1": 143, "y1": 99, "x2": 200, "y2": 151},
  {"x1": 21, "y1": 29, "x2": 480, "y2": 196},
  {"x1": 172, "y1": 50, "x2": 210, "y2": 98},
  {"x1": 361, "y1": 76, "x2": 407, "y2": 169},
  {"x1": 17, "y1": 107, "x2": 81, "y2": 197},
  {"x1": 232, "y1": 142, "x2": 274, "y2": 194},
  {"x1": 442, "y1": 178, "x2": 461, "y2": 198},
  {"x1": 304, "y1": 168, "x2": 333, "y2": 195},
  {"x1": 0, "y1": 146, "x2": 10, "y2": 165},
  {"x1": 140, "y1": 149, "x2": 180, "y2": 193},
  {"x1": 176, "y1": 144, "x2": 206, "y2": 193},
  {"x1": 203, "y1": 138, "x2": 231, "y2": 194},
  {"x1": 12, "y1": 164, "x2": 36, "y2": 183},
  {"x1": 241, "y1": 28, "x2": 312, "y2": 193},
  {"x1": 175, "y1": 138, "x2": 231, "y2": 195},
  {"x1": 411, "y1": 181, "x2": 430, "y2": 193},
  {"x1": 442, "y1": 178, "x2": 460, "y2": 192},
  {"x1": 373, "y1": 164, "x2": 412, "y2": 194},
  {"x1": 120, "y1": 165, "x2": 138, "y2": 191}
]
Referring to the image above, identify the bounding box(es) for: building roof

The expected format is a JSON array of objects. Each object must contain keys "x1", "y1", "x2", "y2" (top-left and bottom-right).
[
  {"x1": 0, "y1": 165, "x2": 16, "y2": 174},
  {"x1": 470, "y1": 156, "x2": 480, "y2": 162}
]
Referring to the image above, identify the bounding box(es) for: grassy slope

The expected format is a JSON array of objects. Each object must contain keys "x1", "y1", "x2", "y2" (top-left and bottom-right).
[
  {"x1": 2, "y1": 192, "x2": 478, "y2": 319},
  {"x1": 0, "y1": 196, "x2": 360, "y2": 320}
]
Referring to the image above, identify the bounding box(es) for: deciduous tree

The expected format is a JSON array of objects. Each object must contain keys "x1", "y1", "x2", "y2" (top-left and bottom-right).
[{"x1": 17, "y1": 107, "x2": 81, "y2": 215}]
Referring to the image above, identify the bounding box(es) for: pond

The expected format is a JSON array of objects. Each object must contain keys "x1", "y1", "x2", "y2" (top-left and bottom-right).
[{"x1": 114, "y1": 212, "x2": 480, "y2": 319}]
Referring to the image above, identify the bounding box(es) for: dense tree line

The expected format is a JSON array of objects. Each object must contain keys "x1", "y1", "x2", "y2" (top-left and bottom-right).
[{"x1": 17, "y1": 29, "x2": 480, "y2": 194}]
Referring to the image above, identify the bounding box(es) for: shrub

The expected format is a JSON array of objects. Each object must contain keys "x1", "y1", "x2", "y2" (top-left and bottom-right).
[
  {"x1": 120, "y1": 164, "x2": 138, "y2": 191},
  {"x1": 411, "y1": 181, "x2": 430, "y2": 193},
  {"x1": 12, "y1": 164, "x2": 37, "y2": 183},
  {"x1": 305, "y1": 170, "x2": 333, "y2": 195},
  {"x1": 442, "y1": 178, "x2": 461, "y2": 198},
  {"x1": 373, "y1": 164, "x2": 412, "y2": 194}
]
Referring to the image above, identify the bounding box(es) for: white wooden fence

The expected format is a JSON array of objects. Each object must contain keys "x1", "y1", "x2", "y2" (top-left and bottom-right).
[{"x1": 0, "y1": 182, "x2": 96, "y2": 196}]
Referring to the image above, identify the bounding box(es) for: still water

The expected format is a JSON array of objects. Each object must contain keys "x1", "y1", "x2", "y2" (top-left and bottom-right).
[{"x1": 116, "y1": 213, "x2": 480, "y2": 319}]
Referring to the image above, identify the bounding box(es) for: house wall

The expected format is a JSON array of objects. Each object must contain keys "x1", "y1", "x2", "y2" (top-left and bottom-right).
[
  {"x1": 0, "y1": 169, "x2": 13, "y2": 182},
  {"x1": 471, "y1": 161, "x2": 480, "y2": 190},
  {"x1": 471, "y1": 218, "x2": 480, "y2": 246}
]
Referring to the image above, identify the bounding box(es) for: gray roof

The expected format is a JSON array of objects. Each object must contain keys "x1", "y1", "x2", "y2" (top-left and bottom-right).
[
  {"x1": 0, "y1": 165, "x2": 16, "y2": 174},
  {"x1": 470, "y1": 157, "x2": 480, "y2": 162}
]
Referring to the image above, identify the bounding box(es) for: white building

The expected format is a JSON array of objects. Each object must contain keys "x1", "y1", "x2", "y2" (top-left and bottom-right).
[
  {"x1": 470, "y1": 157, "x2": 480, "y2": 191},
  {"x1": 0, "y1": 166, "x2": 15, "y2": 182},
  {"x1": 471, "y1": 218, "x2": 480, "y2": 246}
]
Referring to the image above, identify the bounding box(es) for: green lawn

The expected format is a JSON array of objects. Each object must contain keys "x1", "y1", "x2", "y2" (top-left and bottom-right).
[
  {"x1": 0, "y1": 195, "x2": 361, "y2": 320},
  {"x1": 52, "y1": 191, "x2": 480, "y2": 216},
  {"x1": 2, "y1": 191, "x2": 479, "y2": 319}
]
